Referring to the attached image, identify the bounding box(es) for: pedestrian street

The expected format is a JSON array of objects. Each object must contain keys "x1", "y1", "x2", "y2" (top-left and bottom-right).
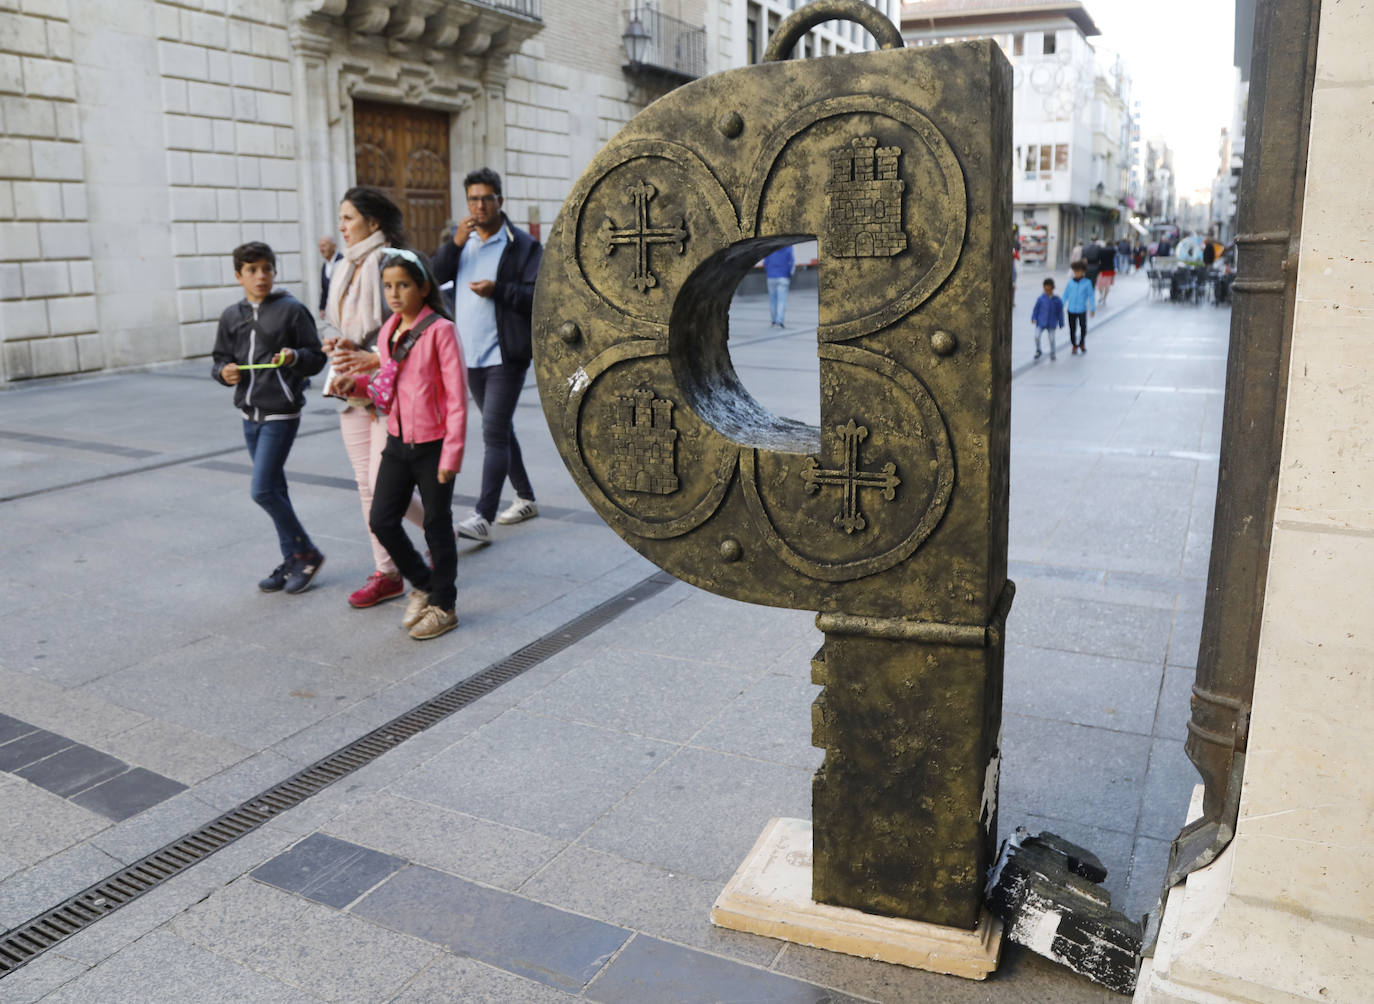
[{"x1": 0, "y1": 267, "x2": 1225, "y2": 1000}]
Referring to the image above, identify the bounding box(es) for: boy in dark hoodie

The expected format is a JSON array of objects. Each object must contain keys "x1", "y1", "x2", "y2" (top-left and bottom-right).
[
  {"x1": 212, "y1": 242, "x2": 327, "y2": 594},
  {"x1": 1030, "y1": 277, "x2": 1064, "y2": 361}
]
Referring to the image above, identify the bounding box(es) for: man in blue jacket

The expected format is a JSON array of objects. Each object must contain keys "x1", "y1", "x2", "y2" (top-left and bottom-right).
[
  {"x1": 763, "y1": 244, "x2": 795, "y2": 327},
  {"x1": 433, "y1": 168, "x2": 543, "y2": 544}
]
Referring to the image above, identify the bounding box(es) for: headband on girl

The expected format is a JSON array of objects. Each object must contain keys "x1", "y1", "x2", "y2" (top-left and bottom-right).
[{"x1": 382, "y1": 248, "x2": 428, "y2": 279}]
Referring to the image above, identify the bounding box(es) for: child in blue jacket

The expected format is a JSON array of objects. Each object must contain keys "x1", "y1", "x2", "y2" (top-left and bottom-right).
[
  {"x1": 1030, "y1": 278, "x2": 1064, "y2": 360},
  {"x1": 1063, "y1": 260, "x2": 1097, "y2": 354}
]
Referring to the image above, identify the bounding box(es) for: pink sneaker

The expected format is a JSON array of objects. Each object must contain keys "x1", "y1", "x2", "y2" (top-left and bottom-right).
[{"x1": 348, "y1": 571, "x2": 405, "y2": 609}]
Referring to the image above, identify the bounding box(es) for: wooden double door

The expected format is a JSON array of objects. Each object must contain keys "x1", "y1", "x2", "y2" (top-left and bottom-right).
[{"x1": 354, "y1": 100, "x2": 453, "y2": 256}]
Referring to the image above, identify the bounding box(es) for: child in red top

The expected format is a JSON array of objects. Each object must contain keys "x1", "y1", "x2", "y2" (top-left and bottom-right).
[{"x1": 347, "y1": 249, "x2": 467, "y2": 640}]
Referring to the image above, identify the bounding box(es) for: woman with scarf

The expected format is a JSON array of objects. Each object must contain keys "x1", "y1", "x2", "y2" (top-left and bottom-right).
[{"x1": 321, "y1": 187, "x2": 426, "y2": 610}]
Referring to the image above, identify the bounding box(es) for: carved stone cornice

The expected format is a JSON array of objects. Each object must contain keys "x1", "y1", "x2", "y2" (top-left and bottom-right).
[{"x1": 291, "y1": 0, "x2": 541, "y2": 59}]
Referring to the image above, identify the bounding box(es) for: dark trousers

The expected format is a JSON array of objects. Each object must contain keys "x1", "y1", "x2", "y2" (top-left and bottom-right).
[
  {"x1": 369, "y1": 436, "x2": 457, "y2": 611},
  {"x1": 242, "y1": 417, "x2": 312, "y2": 559},
  {"x1": 1067, "y1": 311, "x2": 1088, "y2": 348},
  {"x1": 467, "y1": 361, "x2": 535, "y2": 522}
]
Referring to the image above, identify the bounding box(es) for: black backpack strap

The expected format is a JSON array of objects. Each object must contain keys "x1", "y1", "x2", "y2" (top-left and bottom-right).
[{"x1": 390, "y1": 312, "x2": 442, "y2": 363}]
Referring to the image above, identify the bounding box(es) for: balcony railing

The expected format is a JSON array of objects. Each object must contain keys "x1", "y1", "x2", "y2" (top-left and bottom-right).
[
  {"x1": 622, "y1": 4, "x2": 707, "y2": 84},
  {"x1": 480, "y1": 0, "x2": 541, "y2": 18}
]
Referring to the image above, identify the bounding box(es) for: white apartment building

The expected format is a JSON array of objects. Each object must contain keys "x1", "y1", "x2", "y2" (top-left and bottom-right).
[
  {"x1": 901, "y1": 0, "x2": 1135, "y2": 267},
  {"x1": 0, "y1": 0, "x2": 897, "y2": 384}
]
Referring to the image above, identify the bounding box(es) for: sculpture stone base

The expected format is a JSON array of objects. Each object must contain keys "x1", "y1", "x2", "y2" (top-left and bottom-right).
[{"x1": 710, "y1": 817, "x2": 1003, "y2": 980}]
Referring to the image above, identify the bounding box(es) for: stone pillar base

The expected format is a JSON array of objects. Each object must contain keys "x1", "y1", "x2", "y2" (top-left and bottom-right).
[{"x1": 710, "y1": 817, "x2": 1003, "y2": 980}]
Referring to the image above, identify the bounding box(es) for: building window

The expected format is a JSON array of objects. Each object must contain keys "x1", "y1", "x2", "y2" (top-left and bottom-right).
[
  {"x1": 1055, "y1": 144, "x2": 1068, "y2": 172},
  {"x1": 1024, "y1": 145, "x2": 1037, "y2": 180},
  {"x1": 1013, "y1": 33, "x2": 1024, "y2": 56},
  {"x1": 1039, "y1": 145, "x2": 1052, "y2": 177},
  {"x1": 747, "y1": 12, "x2": 758, "y2": 64},
  {"x1": 1043, "y1": 31, "x2": 1056, "y2": 55}
]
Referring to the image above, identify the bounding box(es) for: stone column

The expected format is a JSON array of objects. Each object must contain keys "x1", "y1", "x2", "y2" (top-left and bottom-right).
[
  {"x1": 1137, "y1": 1, "x2": 1374, "y2": 999},
  {"x1": 288, "y1": 24, "x2": 335, "y2": 313},
  {"x1": 68, "y1": 0, "x2": 178, "y2": 368}
]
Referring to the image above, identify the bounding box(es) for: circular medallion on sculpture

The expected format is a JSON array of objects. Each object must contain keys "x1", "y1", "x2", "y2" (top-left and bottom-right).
[{"x1": 742, "y1": 344, "x2": 953, "y2": 582}]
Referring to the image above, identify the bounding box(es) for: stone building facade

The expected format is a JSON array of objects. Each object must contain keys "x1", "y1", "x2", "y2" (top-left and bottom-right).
[{"x1": 0, "y1": 0, "x2": 897, "y2": 385}]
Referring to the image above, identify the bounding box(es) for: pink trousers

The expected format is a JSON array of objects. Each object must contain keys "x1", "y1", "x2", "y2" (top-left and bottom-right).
[{"x1": 339, "y1": 406, "x2": 424, "y2": 576}]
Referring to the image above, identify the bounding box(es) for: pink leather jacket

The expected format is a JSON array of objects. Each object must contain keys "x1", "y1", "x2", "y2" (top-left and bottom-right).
[{"x1": 357, "y1": 306, "x2": 467, "y2": 472}]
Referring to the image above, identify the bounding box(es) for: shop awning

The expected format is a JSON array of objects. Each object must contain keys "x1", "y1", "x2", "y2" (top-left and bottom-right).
[{"x1": 1129, "y1": 219, "x2": 1149, "y2": 236}]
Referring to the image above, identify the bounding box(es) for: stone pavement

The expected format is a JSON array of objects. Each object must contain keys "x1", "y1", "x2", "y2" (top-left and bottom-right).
[{"x1": 0, "y1": 269, "x2": 1225, "y2": 1001}]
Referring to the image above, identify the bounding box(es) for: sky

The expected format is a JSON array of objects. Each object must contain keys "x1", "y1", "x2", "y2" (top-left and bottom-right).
[{"x1": 1085, "y1": 0, "x2": 1238, "y2": 196}]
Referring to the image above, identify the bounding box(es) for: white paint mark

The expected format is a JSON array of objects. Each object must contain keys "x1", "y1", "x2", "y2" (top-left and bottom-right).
[
  {"x1": 980, "y1": 739, "x2": 1001, "y2": 826},
  {"x1": 567, "y1": 367, "x2": 589, "y2": 396}
]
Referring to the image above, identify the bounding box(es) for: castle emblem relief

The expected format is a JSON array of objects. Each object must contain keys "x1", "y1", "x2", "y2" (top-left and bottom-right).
[
  {"x1": 609, "y1": 389, "x2": 680, "y2": 495},
  {"x1": 825, "y1": 137, "x2": 908, "y2": 258},
  {"x1": 801, "y1": 419, "x2": 901, "y2": 534},
  {"x1": 598, "y1": 181, "x2": 688, "y2": 292}
]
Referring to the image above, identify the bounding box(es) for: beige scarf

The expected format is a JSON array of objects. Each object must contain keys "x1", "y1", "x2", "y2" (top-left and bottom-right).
[
  {"x1": 323, "y1": 229, "x2": 388, "y2": 404},
  {"x1": 325, "y1": 229, "x2": 388, "y2": 345}
]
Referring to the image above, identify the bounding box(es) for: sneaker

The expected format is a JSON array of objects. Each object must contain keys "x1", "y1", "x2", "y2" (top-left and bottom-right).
[
  {"x1": 283, "y1": 549, "x2": 325, "y2": 594},
  {"x1": 456, "y1": 514, "x2": 492, "y2": 543},
  {"x1": 409, "y1": 605, "x2": 458, "y2": 641},
  {"x1": 1034, "y1": 349, "x2": 1042, "y2": 359},
  {"x1": 496, "y1": 498, "x2": 539, "y2": 525},
  {"x1": 401, "y1": 589, "x2": 431, "y2": 628},
  {"x1": 349, "y1": 571, "x2": 404, "y2": 609},
  {"x1": 258, "y1": 563, "x2": 289, "y2": 592}
]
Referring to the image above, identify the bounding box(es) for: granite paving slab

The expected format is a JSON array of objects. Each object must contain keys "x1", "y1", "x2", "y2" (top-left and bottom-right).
[
  {"x1": 585, "y1": 935, "x2": 842, "y2": 1004},
  {"x1": 388, "y1": 710, "x2": 675, "y2": 840},
  {"x1": 519, "y1": 843, "x2": 783, "y2": 968},
  {"x1": 387, "y1": 953, "x2": 577, "y2": 1003},
  {"x1": 240, "y1": 898, "x2": 440, "y2": 1003},
  {"x1": 13, "y1": 745, "x2": 128, "y2": 799},
  {"x1": 37, "y1": 929, "x2": 319, "y2": 1004},
  {"x1": 68, "y1": 768, "x2": 187, "y2": 822},
  {"x1": 351, "y1": 864, "x2": 631, "y2": 993},
  {"x1": 250, "y1": 832, "x2": 405, "y2": 909},
  {"x1": 580, "y1": 746, "x2": 813, "y2": 883},
  {"x1": 321, "y1": 792, "x2": 565, "y2": 892}
]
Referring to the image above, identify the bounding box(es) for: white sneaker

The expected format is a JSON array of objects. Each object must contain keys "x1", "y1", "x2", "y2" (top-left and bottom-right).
[
  {"x1": 401, "y1": 589, "x2": 430, "y2": 628},
  {"x1": 455, "y1": 514, "x2": 492, "y2": 543},
  {"x1": 496, "y1": 498, "x2": 539, "y2": 525},
  {"x1": 409, "y1": 605, "x2": 458, "y2": 640}
]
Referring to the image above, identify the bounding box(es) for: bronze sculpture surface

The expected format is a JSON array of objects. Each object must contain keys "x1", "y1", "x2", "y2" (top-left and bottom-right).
[{"x1": 534, "y1": 1, "x2": 1012, "y2": 929}]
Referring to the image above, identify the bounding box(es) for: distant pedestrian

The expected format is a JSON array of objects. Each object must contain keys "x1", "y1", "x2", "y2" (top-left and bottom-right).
[
  {"x1": 1064, "y1": 260, "x2": 1096, "y2": 354},
  {"x1": 1083, "y1": 239, "x2": 1103, "y2": 287},
  {"x1": 1117, "y1": 237, "x2": 1131, "y2": 274},
  {"x1": 1030, "y1": 277, "x2": 1064, "y2": 361},
  {"x1": 317, "y1": 236, "x2": 343, "y2": 318},
  {"x1": 346, "y1": 250, "x2": 467, "y2": 641},
  {"x1": 211, "y1": 241, "x2": 327, "y2": 594},
  {"x1": 433, "y1": 167, "x2": 543, "y2": 547},
  {"x1": 763, "y1": 245, "x2": 795, "y2": 327},
  {"x1": 1095, "y1": 241, "x2": 1116, "y2": 306}
]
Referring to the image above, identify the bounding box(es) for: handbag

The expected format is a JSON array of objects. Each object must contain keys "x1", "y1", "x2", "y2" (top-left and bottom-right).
[{"x1": 367, "y1": 314, "x2": 441, "y2": 414}]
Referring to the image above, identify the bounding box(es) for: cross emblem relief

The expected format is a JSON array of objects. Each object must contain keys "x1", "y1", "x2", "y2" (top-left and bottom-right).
[
  {"x1": 801, "y1": 420, "x2": 901, "y2": 534},
  {"x1": 598, "y1": 181, "x2": 688, "y2": 292}
]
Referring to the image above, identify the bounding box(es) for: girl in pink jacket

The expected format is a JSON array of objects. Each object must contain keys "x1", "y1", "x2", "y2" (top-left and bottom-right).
[{"x1": 350, "y1": 249, "x2": 467, "y2": 640}]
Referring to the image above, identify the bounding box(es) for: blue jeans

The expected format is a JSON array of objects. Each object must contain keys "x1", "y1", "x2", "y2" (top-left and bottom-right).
[
  {"x1": 242, "y1": 418, "x2": 312, "y2": 559},
  {"x1": 467, "y1": 362, "x2": 535, "y2": 523},
  {"x1": 766, "y1": 277, "x2": 790, "y2": 325}
]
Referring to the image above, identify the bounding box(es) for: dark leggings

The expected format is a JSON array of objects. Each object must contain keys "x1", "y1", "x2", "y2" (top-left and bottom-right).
[
  {"x1": 369, "y1": 436, "x2": 457, "y2": 611},
  {"x1": 1068, "y1": 312, "x2": 1088, "y2": 348},
  {"x1": 467, "y1": 361, "x2": 535, "y2": 522}
]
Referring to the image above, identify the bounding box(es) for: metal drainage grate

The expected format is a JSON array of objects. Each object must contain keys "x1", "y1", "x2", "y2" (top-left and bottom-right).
[{"x1": 0, "y1": 571, "x2": 676, "y2": 978}]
